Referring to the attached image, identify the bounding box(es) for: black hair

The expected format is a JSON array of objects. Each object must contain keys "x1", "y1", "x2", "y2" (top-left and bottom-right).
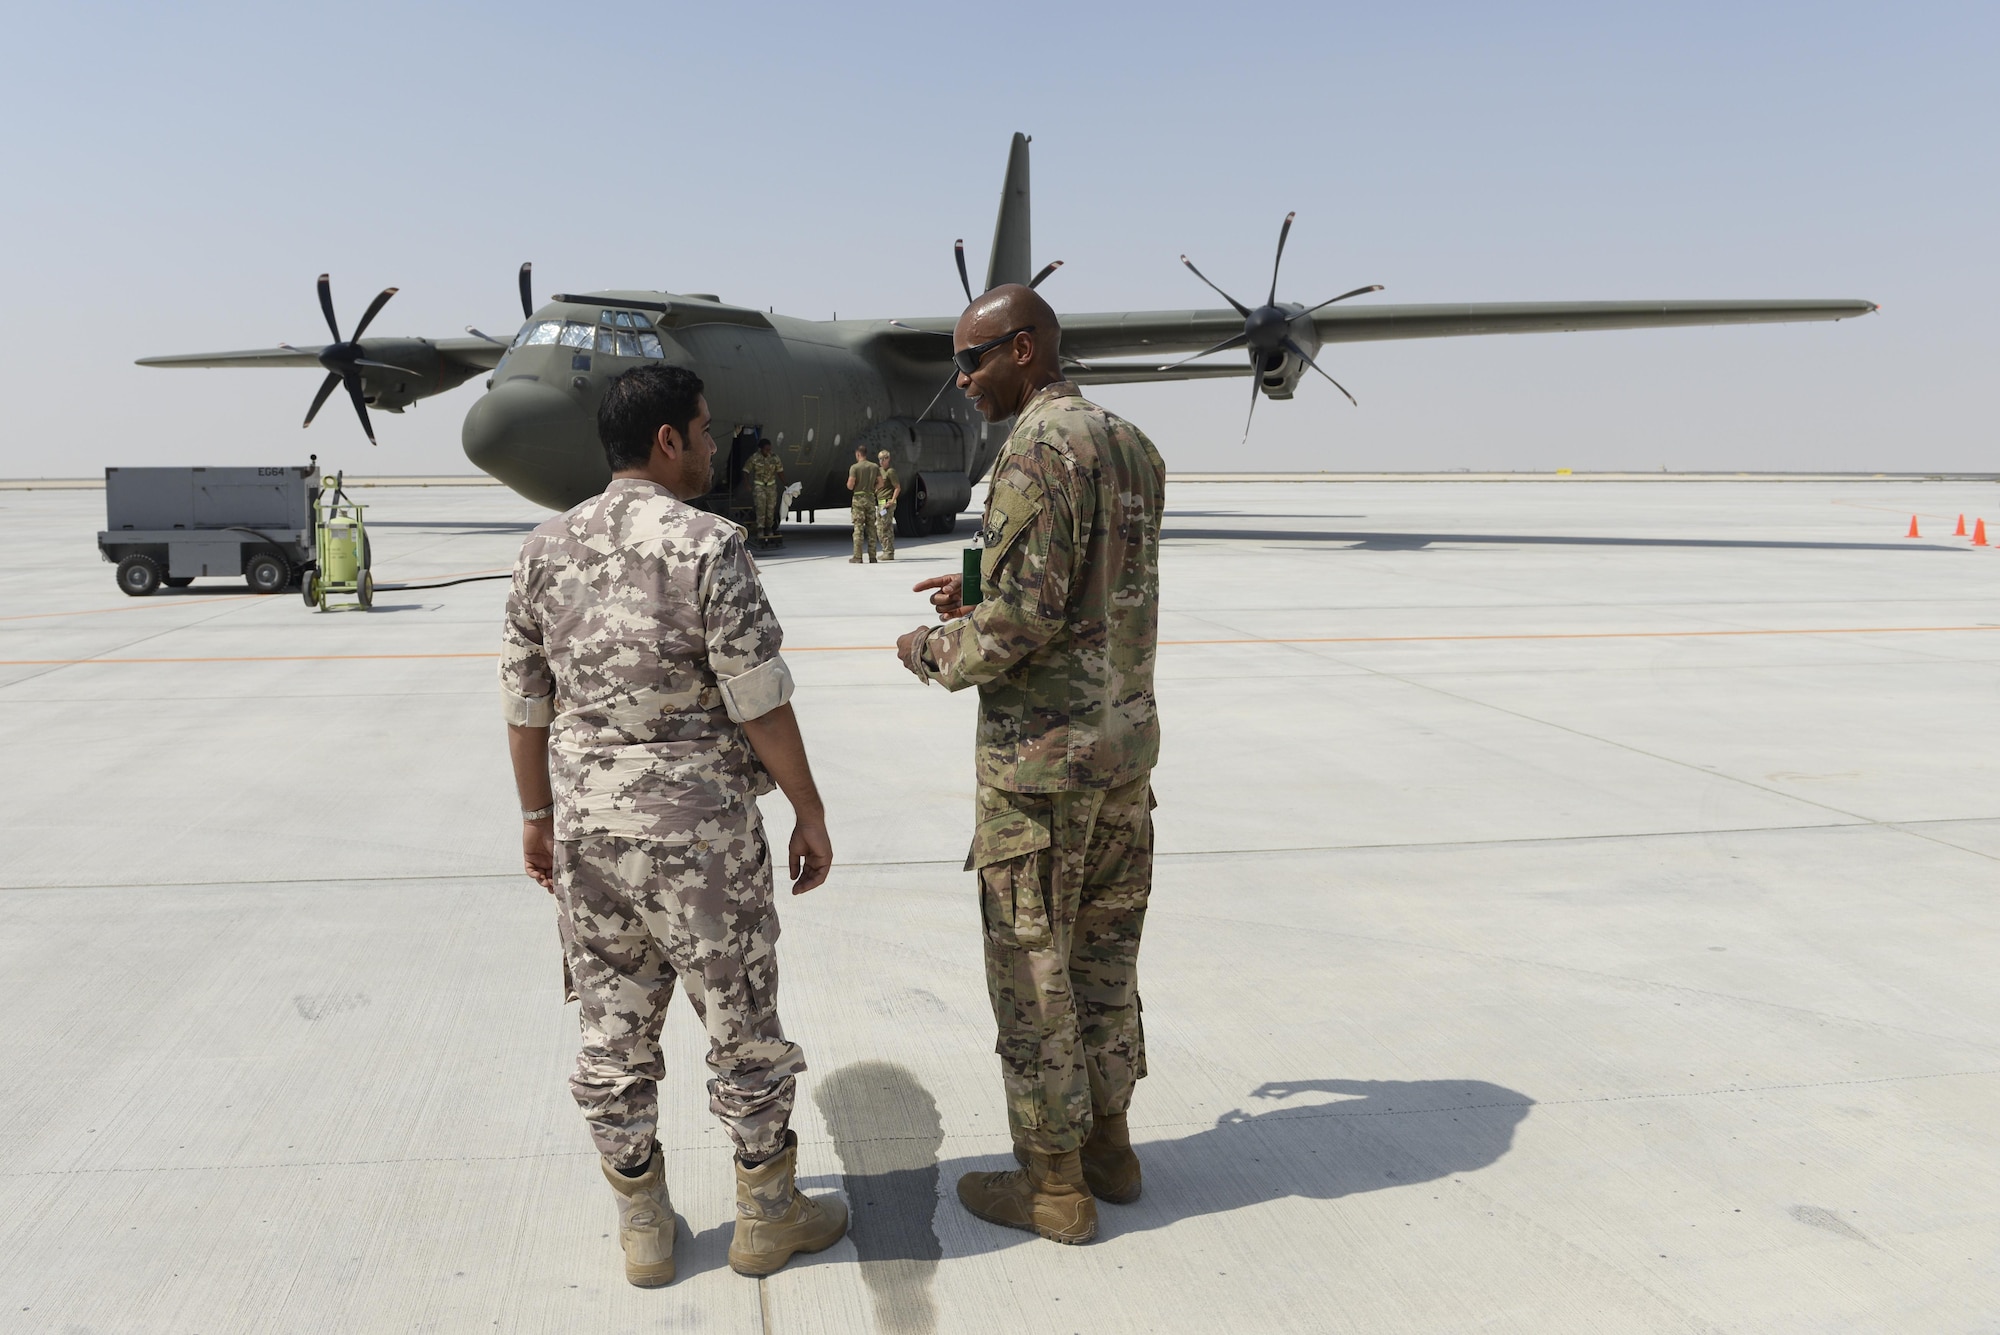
[{"x1": 597, "y1": 364, "x2": 705, "y2": 471}]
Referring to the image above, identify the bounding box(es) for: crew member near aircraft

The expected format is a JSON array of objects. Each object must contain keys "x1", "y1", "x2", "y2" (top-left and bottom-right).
[
  {"x1": 875, "y1": 448, "x2": 902, "y2": 561},
  {"x1": 747, "y1": 438, "x2": 785, "y2": 544},
  {"x1": 895, "y1": 285, "x2": 1165, "y2": 1245},
  {"x1": 500, "y1": 364, "x2": 846, "y2": 1287},
  {"x1": 846, "y1": 444, "x2": 882, "y2": 563}
]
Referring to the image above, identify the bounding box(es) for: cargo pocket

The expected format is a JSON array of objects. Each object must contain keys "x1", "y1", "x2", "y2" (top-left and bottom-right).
[{"x1": 967, "y1": 797, "x2": 1054, "y2": 949}]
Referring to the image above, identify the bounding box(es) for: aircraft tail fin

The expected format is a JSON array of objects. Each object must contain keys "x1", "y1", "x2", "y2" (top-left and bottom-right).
[{"x1": 983, "y1": 132, "x2": 1032, "y2": 291}]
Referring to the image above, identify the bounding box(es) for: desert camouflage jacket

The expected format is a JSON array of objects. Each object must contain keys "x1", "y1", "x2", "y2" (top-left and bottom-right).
[
  {"x1": 499, "y1": 478, "x2": 794, "y2": 841},
  {"x1": 918, "y1": 381, "x2": 1165, "y2": 792}
]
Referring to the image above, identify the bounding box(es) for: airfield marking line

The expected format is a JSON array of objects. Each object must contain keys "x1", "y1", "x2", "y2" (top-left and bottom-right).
[
  {"x1": 7, "y1": 622, "x2": 2000, "y2": 667},
  {"x1": 4, "y1": 1069, "x2": 1995, "y2": 1182}
]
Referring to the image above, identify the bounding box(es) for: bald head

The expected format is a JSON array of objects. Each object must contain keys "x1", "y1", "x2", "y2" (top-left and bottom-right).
[{"x1": 953, "y1": 283, "x2": 1064, "y2": 421}]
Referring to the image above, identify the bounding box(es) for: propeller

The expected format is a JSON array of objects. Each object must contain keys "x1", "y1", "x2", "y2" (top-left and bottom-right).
[
  {"x1": 519, "y1": 261, "x2": 533, "y2": 319},
  {"x1": 1160, "y1": 212, "x2": 1382, "y2": 439},
  {"x1": 301, "y1": 273, "x2": 414, "y2": 446}
]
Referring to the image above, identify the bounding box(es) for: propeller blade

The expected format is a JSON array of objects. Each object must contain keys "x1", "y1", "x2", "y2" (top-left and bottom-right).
[
  {"x1": 465, "y1": 326, "x2": 507, "y2": 345},
  {"x1": 1267, "y1": 211, "x2": 1295, "y2": 306},
  {"x1": 1282, "y1": 338, "x2": 1358, "y2": 407},
  {"x1": 1241, "y1": 364, "x2": 1262, "y2": 442},
  {"x1": 1028, "y1": 259, "x2": 1063, "y2": 289},
  {"x1": 303, "y1": 371, "x2": 341, "y2": 427},
  {"x1": 1298, "y1": 284, "x2": 1385, "y2": 318},
  {"x1": 342, "y1": 372, "x2": 377, "y2": 445},
  {"x1": 916, "y1": 368, "x2": 959, "y2": 422},
  {"x1": 519, "y1": 261, "x2": 534, "y2": 319},
  {"x1": 350, "y1": 287, "x2": 399, "y2": 341},
  {"x1": 353, "y1": 358, "x2": 422, "y2": 375},
  {"x1": 1153, "y1": 330, "x2": 1251, "y2": 372},
  {"x1": 954, "y1": 240, "x2": 974, "y2": 303},
  {"x1": 1180, "y1": 256, "x2": 1250, "y2": 318},
  {"x1": 888, "y1": 320, "x2": 951, "y2": 336},
  {"x1": 317, "y1": 274, "x2": 341, "y2": 342}
]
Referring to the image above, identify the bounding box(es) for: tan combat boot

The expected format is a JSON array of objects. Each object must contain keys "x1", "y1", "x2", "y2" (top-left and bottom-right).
[
  {"x1": 600, "y1": 1147, "x2": 676, "y2": 1287},
  {"x1": 958, "y1": 1146, "x2": 1097, "y2": 1243},
  {"x1": 728, "y1": 1130, "x2": 849, "y2": 1277},
  {"x1": 1012, "y1": 1113, "x2": 1143, "y2": 1204}
]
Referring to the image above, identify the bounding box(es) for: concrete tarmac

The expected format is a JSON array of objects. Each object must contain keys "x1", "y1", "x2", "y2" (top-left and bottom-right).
[{"x1": 1, "y1": 479, "x2": 1995, "y2": 1333}]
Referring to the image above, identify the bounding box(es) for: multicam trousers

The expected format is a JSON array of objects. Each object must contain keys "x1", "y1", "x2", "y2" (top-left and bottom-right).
[
  {"x1": 968, "y1": 774, "x2": 1154, "y2": 1154},
  {"x1": 851, "y1": 503, "x2": 880, "y2": 561},
  {"x1": 753, "y1": 482, "x2": 780, "y2": 538},
  {"x1": 554, "y1": 816, "x2": 804, "y2": 1169},
  {"x1": 875, "y1": 501, "x2": 896, "y2": 558}
]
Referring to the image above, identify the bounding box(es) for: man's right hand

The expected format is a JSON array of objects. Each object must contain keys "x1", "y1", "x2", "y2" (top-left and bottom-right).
[
  {"x1": 912, "y1": 573, "x2": 966, "y2": 621},
  {"x1": 789, "y1": 821, "x2": 832, "y2": 894}
]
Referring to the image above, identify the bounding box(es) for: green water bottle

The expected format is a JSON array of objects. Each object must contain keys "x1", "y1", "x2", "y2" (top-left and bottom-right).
[{"x1": 961, "y1": 544, "x2": 981, "y2": 606}]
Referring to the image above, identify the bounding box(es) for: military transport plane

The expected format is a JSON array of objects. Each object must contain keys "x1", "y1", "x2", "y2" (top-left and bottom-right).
[{"x1": 139, "y1": 132, "x2": 1875, "y2": 533}]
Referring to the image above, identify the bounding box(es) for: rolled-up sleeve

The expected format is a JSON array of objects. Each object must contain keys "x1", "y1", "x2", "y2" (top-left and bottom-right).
[
  {"x1": 499, "y1": 551, "x2": 555, "y2": 726},
  {"x1": 700, "y1": 532, "x2": 794, "y2": 723}
]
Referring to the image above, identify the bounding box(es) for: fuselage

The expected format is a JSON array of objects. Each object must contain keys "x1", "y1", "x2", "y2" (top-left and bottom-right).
[{"x1": 461, "y1": 291, "x2": 997, "y2": 520}]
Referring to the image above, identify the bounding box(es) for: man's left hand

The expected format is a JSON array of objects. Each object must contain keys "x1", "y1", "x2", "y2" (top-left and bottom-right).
[{"x1": 522, "y1": 819, "x2": 555, "y2": 894}]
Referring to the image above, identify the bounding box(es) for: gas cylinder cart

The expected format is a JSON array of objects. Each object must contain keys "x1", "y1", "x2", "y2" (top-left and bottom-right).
[{"x1": 303, "y1": 471, "x2": 374, "y2": 611}]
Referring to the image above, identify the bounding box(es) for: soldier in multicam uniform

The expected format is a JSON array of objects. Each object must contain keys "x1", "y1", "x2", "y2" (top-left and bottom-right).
[
  {"x1": 746, "y1": 439, "x2": 785, "y2": 544},
  {"x1": 846, "y1": 445, "x2": 881, "y2": 563},
  {"x1": 501, "y1": 364, "x2": 847, "y2": 1287},
  {"x1": 896, "y1": 284, "x2": 1165, "y2": 1246},
  {"x1": 875, "y1": 449, "x2": 901, "y2": 560}
]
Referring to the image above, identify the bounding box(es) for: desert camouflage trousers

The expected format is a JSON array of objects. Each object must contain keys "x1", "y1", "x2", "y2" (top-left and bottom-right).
[
  {"x1": 753, "y1": 482, "x2": 780, "y2": 537},
  {"x1": 851, "y1": 503, "x2": 880, "y2": 560},
  {"x1": 555, "y1": 817, "x2": 804, "y2": 1169},
  {"x1": 969, "y1": 773, "x2": 1154, "y2": 1154}
]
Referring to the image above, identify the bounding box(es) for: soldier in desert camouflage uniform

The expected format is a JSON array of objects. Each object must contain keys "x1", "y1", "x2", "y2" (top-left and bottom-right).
[
  {"x1": 746, "y1": 438, "x2": 785, "y2": 542},
  {"x1": 502, "y1": 364, "x2": 846, "y2": 1287},
  {"x1": 896, "y1": 285, "x2": 1165, "y2": 1246},
  {"x1": 846, "y1": 445, "x2": 881, "y2": 563},
  {"x1": 874, "y1": 449, "x2": 901, "y2": 560}
]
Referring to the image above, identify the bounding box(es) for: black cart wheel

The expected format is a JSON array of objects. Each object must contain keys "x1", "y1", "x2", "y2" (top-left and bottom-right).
[
  {"x1": 357, "y1": 571, "x2": 374, "y2": 609},
  {"x1": 162, "y1": 576, "x2": 194, "y2": 588},
  {"x1": 245, "y1": 553, "x2": 289, "y2": 594},
  {"x1": 116, "y1": 555, "x2": 161, "y2": 597},
  {"x1": 302, "y1": 572, "x2": 320, "y2": 608}
]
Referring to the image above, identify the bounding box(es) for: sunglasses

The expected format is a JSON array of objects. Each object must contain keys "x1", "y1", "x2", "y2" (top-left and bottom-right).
[{"x1": 953, "y1": 325, "x2": 1035, "y2": 377}]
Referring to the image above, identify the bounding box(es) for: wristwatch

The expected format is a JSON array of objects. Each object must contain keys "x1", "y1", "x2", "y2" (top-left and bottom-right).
[{"x1": 522, "y1": 804, "x2": 554, "y2": 821}]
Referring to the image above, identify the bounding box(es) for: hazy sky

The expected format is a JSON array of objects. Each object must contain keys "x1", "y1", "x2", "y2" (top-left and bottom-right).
[{"x1": 1, "y1": 2, "x2": 1991, "y2": 483}]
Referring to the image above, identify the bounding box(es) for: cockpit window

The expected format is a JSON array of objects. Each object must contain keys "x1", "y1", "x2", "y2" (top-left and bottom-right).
[
  {"x1": 557, "y1": 321, "x2": 594, "y2": 349},
  {"x1": 637, "y1": 332, "x2": 664, "y2": 358},
  {"x1": 517, "y1": 321, "x2": 561, "y2": 348}
]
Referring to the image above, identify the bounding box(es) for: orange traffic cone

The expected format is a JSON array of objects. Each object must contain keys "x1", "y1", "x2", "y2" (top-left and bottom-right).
[
  {"x1": 1955, "y1": 514, "x2": 1968, "y2": 536},
  {"x1": 1975, "y1": 519, "x2": 1989, "y2": 547},
  {"x1": 1906, "y1": 516, "x2": 1921, "y2": 538}
]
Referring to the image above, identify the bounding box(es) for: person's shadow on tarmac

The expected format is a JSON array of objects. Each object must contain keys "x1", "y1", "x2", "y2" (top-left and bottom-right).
[{"x1": 808, "y1": 1065, "x2": 1533, "y2": 1327}]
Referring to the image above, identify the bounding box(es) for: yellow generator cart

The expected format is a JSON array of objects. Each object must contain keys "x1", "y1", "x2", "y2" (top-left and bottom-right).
[{"x1": 303, "y1": 472, "x2": 373, "y2": 611}]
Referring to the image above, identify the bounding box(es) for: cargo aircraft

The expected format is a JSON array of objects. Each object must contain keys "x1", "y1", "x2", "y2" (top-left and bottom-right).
[{"x1": 139, "y1": 134, "x2": 1876, "y2": 533}]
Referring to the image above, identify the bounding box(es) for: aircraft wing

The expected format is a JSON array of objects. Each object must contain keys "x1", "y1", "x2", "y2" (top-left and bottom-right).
[
  {"x1": 135, "y1": 337, "x2": 505, "y2": 372},
  {"x1": 879, "y1": 297, "x2": 1876, "y2": 375}
]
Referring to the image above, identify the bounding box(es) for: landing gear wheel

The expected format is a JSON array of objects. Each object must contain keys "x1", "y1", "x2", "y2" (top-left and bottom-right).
[
  {"x1": 245, "y1": 553, "x2": 289, "y2": 594},
  {"x1": 163, "y1": 576, "x2": 194, "y2": 589},
  {"x1": 357, "y1": 571, "x2": 374, "y2": 609},
  {"x1": 928, "y1": 513, "x2": 958, "y2": 535},
  {"x1": 116, "y1": 555, "x2": 161, "y2": 597}
]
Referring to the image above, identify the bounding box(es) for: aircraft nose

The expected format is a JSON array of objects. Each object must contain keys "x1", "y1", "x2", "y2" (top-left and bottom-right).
[{"x1": 461, "y1": 378, "x2": 606, "y2": 511}]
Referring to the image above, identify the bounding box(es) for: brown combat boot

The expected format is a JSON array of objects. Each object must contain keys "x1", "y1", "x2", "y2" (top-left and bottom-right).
[
  {"x1": 958, "y1": 1146, "x2": 1097, "y2": 1243},
  {"x1": 600, "y1": 1146, "x2": 676, "y2": 1287},
  {"x1": 728, "y1": 1130, "x2": 849, "y2": 1277},
  {"x1": 1012, "y1": 1113, "x2": 1143, "y2": 1204}
]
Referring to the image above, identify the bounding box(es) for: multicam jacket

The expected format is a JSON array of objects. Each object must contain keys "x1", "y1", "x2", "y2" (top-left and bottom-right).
[
  {"x1": 746, "y1": 452, "x2": 784, "y2": 488},
  {"x1": 916, "y1": 381, "x2": 1165, "y2": 793},
  {"x1": 499, "y1": 478, "x2": 794, "y2": 841}
]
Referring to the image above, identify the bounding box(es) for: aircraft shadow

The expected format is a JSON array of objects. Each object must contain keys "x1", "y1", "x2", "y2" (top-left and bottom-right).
[{"x1": 1165, "y1": 527, "x2": 1960, "y2": 553}]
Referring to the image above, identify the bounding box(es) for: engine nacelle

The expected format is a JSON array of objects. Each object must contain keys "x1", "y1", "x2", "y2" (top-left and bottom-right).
[
  {"x1": 354, "y1": 339, "x2": 481, "y2": 413},
  {"x1": 1252, "y1": 312, "x2": 1321, "y2": 400}
]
